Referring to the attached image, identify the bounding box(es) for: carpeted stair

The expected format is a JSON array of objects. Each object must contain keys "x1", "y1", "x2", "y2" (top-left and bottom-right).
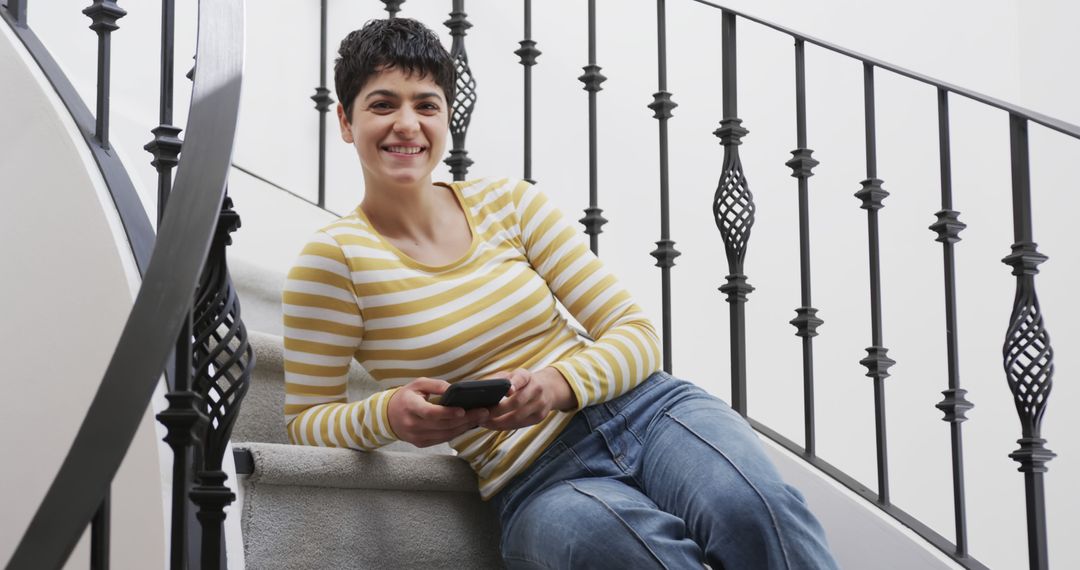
[{"x1": 230, "y1": 261, "x2": 503, "y2": 569}]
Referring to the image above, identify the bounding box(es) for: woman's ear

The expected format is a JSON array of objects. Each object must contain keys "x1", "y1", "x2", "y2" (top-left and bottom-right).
[{"x1": 337, "y1": 102, "x2": 353, "y2": 143}]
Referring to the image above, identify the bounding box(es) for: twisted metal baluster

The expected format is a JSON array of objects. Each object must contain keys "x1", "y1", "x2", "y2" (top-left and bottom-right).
[
  {"x1": 445, "y1": 0, "x2": 476, "y2": 180},
  {"x1": 714, "y1": 11, "x2": 754, "y2": 415},
  {"x1": 189, "y1": 196, "x2": 253, "y2": 568},
  {"x1": 785, "y1": 39, "x2": 821, "y2": 448},
  {"x1": 855, "y1": 63, "x2": 895, "y2": 505},
  {"x1": 578, "y1": 0, "x2": 607, "y2": 254},
  {"x1": 929, "y1": 87, "x2": 973, "y2": 559},
  {"x1": 1002, "y1": 115, "x2": 1055, "y2": 570},
  {"x1": 647, "y1": 0, "x2": 680, "y2": 373}
]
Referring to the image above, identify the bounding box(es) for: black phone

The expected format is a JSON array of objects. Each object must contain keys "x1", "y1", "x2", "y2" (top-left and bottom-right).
[{"x1": 438, "y1": 378, "x2": 511, "y2": 410}]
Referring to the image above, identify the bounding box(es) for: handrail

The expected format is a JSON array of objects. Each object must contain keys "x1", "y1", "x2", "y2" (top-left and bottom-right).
[
  {"x1": 686, "y1": 0, "x2": 1080, "y2": 141},
  {"x1": 688, "y1": 0, "x2": 1080, "y2": 141},
  {"x1": 6, "y1": 0, "x2": 244, "y2": 566}
]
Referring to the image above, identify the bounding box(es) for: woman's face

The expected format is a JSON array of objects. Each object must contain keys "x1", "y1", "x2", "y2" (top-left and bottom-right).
[{"x1": 338, "y1": 67, "x2": 449, "y2": 190}]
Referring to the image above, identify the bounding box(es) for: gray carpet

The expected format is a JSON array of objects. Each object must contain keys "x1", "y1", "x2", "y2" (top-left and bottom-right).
[{"x1": 233, "y1": 316, "x2": 501, "y2": 568}]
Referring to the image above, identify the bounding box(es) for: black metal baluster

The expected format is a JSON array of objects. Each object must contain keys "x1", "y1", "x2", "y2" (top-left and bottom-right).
[
  {"x1": 1002, "y1": 114, "x2": 1055, "y2": 570},
  {"x1": 156, "y1": 312, "x2": 204, "y2": 570},
  {"x1": 189, "y1": 196, "x2": 253, "y2": 568},
  {"x1": 6, "y1": 0, "x2": 26, "y2": 26},
  {"x1": 786, "y1": 39, "x2": 821, "y2": 448},
  {"x1": 647, "y1": 0, "x2": 679, "y2": 373},
  {"x1": 90, "y1": 488, "x2": 109, "y2": 570},
  {"x1": 145, "y1": 0, "x2": 182, "y2": 224},
  {"x1": 154, "y1": 40, "x2": 206, "y2": 570},
  {"x1": 83, "y1": 0, "x2": 125, "y2": 150},
  {"x1": 311, "y1": 0, "x2": 333, "y2": 209},
  {"x1": 713, "y1": 11, "x2": 754, "y2": 414},
  {"x1": 578, "y1": 0, "x2": 606, "y2": 254},
  {"x1": 444, "y1": 0, "x2": 476, "y2": 181},
  {"x1": 929, "y1": 87, "x2": 973, "y2": 559},
  {"x1": 381, "y1": 0, "x2": 403, "y2": 18},
  {"x1": 855, "y1": 62, "x2": 895, "y2": 504},
  {"x1": 515, "y1": 0, "x2": 539, "y2": 184}
]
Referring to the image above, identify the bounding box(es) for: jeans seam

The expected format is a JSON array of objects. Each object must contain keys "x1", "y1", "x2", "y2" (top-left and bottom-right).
[
  {"x1": 664, "y1": 411, "x2": 795, "y2": 570},
  {"x1": 565, "y1": 481, "x2": 671, "y2": 570}
]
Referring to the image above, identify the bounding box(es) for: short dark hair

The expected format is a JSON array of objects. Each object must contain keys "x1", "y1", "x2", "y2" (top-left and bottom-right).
[{"x1": 334, "y1": 18, "x2": 455, "y2": 120}]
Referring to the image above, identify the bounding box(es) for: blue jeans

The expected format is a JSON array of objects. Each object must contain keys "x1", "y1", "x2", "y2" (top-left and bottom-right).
[{"x1": 492, "y1": 372, "x2": 839, "y2": 569}]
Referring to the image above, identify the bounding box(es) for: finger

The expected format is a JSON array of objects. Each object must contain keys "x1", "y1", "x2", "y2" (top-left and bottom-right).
[
  {"x1": 484, "y1": 397, "x2": 548, "y2": 430},
  {"x1": 505, "y1": 368, "x2": 531, "y2": 396},
  {"x1": 414, "y1": 410, "x2": 490, "y2": 440},
  {"x1": 488, "y1": 379, "x2": 538, "y2": 417}
]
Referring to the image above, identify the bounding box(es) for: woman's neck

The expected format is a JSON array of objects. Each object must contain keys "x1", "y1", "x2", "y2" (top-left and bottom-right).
[{"x1": 359, "y1": 176, "x2": 444, "y2": 241}]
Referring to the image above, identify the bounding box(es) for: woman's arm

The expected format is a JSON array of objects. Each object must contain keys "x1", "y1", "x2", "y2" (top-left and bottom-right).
[
  {"x1": 511, "y1": 181, "x2": 663, "y2": 410},
  {"x1": 283, "y1": 230, "x2": 400, "y2": 449}
]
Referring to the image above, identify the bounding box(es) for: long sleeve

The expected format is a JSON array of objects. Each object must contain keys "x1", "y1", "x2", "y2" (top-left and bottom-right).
[
  {"x1": 282, "y1": 230, "x2": 399, "y2": 449},
  {"x1": 511, "y1": 182, "x2": 663, "y2": 409}
]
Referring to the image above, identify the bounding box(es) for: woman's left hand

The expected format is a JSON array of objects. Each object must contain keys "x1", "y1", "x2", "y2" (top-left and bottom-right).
[{"x1": 481, "y1": 367, "x2": 577, "y2": 431}]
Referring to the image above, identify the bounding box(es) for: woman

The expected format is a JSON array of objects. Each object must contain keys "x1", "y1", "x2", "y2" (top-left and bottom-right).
[{"x1": 283, "y1": 17, "x2": 838, "y2": 569}]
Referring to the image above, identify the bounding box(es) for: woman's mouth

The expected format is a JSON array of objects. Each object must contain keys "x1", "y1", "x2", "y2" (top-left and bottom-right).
[{"x1": 383, "y1": 145, "x2": 425, "y2": 155}]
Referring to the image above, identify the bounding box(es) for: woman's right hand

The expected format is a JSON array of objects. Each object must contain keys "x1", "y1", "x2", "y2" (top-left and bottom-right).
[{"x1": 387, "y1": 378, "x2": 491, "y2": 448}]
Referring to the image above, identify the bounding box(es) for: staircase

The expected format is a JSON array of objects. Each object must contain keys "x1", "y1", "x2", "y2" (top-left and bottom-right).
[{"x1": 6, "y1": 0, "x2": 1079, "y2": 568}]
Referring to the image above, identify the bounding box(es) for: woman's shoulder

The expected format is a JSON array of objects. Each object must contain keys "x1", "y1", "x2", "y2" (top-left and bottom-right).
[
  {"x1": 306, "y1": 211, "x2": 379, "y2": 251},
  {"x1": 450, "y1": 176, "x2": 533, "y2": 204}
]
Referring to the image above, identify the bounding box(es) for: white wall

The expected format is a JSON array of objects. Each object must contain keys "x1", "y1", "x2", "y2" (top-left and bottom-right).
[
  {"x1": 12, "y1": 0, "x2": 1078, "y2": 568},
  {"x1": 0, "y1": 19, "x2": 167, "y2": 570}
]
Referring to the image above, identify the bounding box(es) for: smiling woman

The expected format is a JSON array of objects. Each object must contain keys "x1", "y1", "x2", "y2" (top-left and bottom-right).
[{"x1": 280, "y1": 17, "x2": 839, "y2": 570}]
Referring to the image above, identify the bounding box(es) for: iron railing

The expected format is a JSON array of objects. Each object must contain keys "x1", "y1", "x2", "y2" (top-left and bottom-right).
[
  {"x1": 2, "y1": 0, "x2": 251, "y2": 568},
  {"x1": 5, "y1": 0, "x2": 1073, "y2": 568},
  {"x1": 360, "y1": 1, "x2": 1061, "y2": 568}
]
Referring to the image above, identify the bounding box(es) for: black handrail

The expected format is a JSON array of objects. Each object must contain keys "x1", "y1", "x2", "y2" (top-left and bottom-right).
[
  {"x1": 688, "y1": 0, "x2": 1080, "y2": 141},
  {"x1": 6, "y1": 0, "x2": 244, "y2": 566}
]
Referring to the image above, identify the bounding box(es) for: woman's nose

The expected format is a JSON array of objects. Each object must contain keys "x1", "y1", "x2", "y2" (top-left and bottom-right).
[{"x1": 393, "y1": 108, "x2": 420, "y2": 136}]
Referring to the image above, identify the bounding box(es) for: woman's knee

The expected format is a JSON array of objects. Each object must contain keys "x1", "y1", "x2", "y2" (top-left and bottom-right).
[{"x1": 501, "y1": 480, "x2": 697, "y2": 569}]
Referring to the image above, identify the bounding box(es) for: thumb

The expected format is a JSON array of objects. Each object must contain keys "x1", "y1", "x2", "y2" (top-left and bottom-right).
[{"x1": 409, "y1": 377, "x2": 451, "y2": 396}]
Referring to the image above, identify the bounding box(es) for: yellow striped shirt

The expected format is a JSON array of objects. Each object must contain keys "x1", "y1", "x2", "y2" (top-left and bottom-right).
[{"x1": 283, "y1": 177, "x2": 661, "y2": 499}]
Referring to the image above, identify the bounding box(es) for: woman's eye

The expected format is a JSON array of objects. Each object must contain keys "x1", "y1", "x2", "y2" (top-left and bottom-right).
[
  {"x1": 370, "y1": 101, "x2": 393, "y2": 111},
  {"x1": 419, "y1": 103, "x2": 440, "y2": 112}
]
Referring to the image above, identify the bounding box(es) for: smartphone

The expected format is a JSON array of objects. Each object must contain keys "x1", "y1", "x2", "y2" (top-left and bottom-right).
[{"x1": 437, "y1": 378, "x2": 511, "y2": 410}]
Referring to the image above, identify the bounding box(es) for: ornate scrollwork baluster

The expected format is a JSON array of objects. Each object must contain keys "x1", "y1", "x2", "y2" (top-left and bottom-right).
[
  {"x1": 714, "y1": 11, "x2": 754, "y2": 415},
  {"x1": 444, "y1": 0, "x2": 476, "y2": 181},
  {"x1": 188, "y1": 196, "x2": 253, "y2": 568},
  {"x1": 1002, "y1": 115, "x2": 1055, "y2": 570}
]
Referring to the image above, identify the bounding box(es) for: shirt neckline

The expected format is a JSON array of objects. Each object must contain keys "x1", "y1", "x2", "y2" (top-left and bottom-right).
[{"x1": 352, "y1": 181, "x2": 480, "y2": 272}]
